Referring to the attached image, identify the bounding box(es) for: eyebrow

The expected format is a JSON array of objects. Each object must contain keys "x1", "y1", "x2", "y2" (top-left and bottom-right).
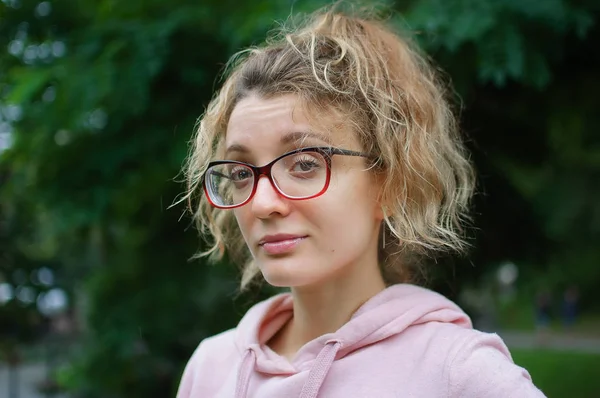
[{"x1": 225, "y1": 131, "x2": 332, "y2": 156}]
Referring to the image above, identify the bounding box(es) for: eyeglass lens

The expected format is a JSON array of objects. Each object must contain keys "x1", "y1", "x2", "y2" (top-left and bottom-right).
[{"x1": 205, "y1": 150, "x2": 329, "y2": 207}]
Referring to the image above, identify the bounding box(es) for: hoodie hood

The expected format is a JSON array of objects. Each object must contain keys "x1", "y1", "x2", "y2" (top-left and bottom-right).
[{"x1": 232, "y1": 284, "x2": 472, "y2": 397}]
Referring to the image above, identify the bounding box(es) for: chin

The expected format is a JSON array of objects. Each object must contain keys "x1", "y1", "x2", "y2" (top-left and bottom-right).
[{"x1": 258, "y1": 257, "x2": 321, "y2": 288}]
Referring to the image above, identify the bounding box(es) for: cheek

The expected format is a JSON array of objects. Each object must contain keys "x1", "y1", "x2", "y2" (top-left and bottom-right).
[
  {"x1": 308, "y1": 180, "x2": 380, "y2": 239},
  {"x1": 325, "y1": 173, "x2": 379, "y2": 215},
  {"x1": 233, "y1": 209, "x2": 253, "y2": 245}
]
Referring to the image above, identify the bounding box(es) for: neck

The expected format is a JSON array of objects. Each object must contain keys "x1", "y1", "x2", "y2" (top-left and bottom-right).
[{"x1": 271, "y1": 256, "x2": 386, "y2": 359}]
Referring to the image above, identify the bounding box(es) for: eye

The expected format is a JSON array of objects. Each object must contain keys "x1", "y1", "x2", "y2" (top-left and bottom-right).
[
  {"x1": 294, "y1": 159, "x2": 318, "y2": 172},
  {"x1": 289, "y1": 154, "x2": 324, "y2": 174},
  {"x1": 229, "y1": 166, "x2": 252, "y2": 181}
]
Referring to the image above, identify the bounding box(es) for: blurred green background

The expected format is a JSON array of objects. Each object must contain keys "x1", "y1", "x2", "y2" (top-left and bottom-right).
[{"x1": 0, "y1": 0, "x2": 599, "y2": 397}]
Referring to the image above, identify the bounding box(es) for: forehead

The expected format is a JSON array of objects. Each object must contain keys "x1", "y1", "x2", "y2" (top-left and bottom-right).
[{"x1": 225, "y1": 94, "x2": 358, "y2": 151}]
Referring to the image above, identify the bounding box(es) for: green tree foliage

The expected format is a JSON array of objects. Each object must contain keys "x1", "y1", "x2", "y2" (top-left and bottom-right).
[
  {"x1": 0, "y1": 0, "x2": 599, "y2": 396},
  {"x1": 0, "y1": 191, "x2": 48, "y2": 355},
  {"x1": 403, "y1": 0, "x2": 600, "y2": 300}
]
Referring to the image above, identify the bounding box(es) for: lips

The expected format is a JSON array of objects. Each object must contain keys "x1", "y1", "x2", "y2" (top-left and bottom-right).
[
  {"x1": 258, "y1": 234, "x2": 307, "y2": 245},
  {"x1": 258, "y1": 234, "x2": 308, "y2": 255}
]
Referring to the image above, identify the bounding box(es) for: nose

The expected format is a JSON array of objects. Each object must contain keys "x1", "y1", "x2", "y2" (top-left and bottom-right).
[{"x1": 250, "y1": 175, "x2": 290, "y2": 218}]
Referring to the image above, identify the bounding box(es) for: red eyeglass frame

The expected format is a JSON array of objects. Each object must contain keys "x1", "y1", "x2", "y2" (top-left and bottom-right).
[{"x1": 202, "y1": 146, "x2": 371, "y2": 209}]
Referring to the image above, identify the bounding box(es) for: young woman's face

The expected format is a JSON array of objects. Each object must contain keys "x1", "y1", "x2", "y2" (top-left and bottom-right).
[{"x1": 225, "y1": 94, "x2": 383, "y2": 288}]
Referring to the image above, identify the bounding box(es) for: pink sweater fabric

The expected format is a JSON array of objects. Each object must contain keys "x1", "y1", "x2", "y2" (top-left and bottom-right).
[{"x1": 177, "y1": 284, "x2": 545, "y2": 397}]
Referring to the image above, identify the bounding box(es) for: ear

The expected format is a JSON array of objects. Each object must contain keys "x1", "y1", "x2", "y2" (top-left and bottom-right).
[
  {"x1": 375, "y1": 202, "x2": 387, "y2": 221},
  {"x1": 372, "y1": 178, "x2": 386, "y2": 221},
  {"x1": 374, "y1": 189, "x2": 386, "y2": 221}
]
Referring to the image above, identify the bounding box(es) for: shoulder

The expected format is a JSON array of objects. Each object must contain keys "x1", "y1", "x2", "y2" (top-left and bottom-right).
[
  {"x1": 440, "y1": 326, "x2": 546, "y2": 397},
  {"x1": 185, "y1": 328, "x2": 239, "y2": 369},
  {"x1": 176, "y1": 329, "x2": 239, "y2": 398}
]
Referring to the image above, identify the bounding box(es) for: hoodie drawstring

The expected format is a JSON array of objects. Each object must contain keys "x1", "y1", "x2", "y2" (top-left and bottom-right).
[
  {"x1": 235, "y1": 349, "x2": 256, "y2": 398},
  {"x1": 299, "y1": 341, "x2": 342, "y2": 398}
]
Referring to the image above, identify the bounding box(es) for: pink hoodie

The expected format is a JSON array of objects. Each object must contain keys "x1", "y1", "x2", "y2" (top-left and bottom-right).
[{"x1": 177, "y1": 284, "x2": 545, "y2": 397}]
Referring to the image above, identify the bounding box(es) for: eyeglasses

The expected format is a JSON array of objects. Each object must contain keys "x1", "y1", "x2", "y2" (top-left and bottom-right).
[{"x1": 203, "y1": 146, "x2": 371, "y2": 209}]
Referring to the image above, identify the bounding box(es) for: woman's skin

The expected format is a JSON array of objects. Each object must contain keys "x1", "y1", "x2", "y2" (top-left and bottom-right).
[{"x1": 225, "y1": 94, "x2": 387, "y2": 360}]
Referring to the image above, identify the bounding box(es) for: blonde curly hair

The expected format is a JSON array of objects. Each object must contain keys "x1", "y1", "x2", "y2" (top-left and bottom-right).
[{"x1": 183, "y1": 5, "x2": 475, "y2": 289}]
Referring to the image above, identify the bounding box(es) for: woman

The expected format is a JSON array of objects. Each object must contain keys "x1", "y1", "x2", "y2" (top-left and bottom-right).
[{"x1": 177, "y1": 6, "x2": 545, "y2": 398}]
